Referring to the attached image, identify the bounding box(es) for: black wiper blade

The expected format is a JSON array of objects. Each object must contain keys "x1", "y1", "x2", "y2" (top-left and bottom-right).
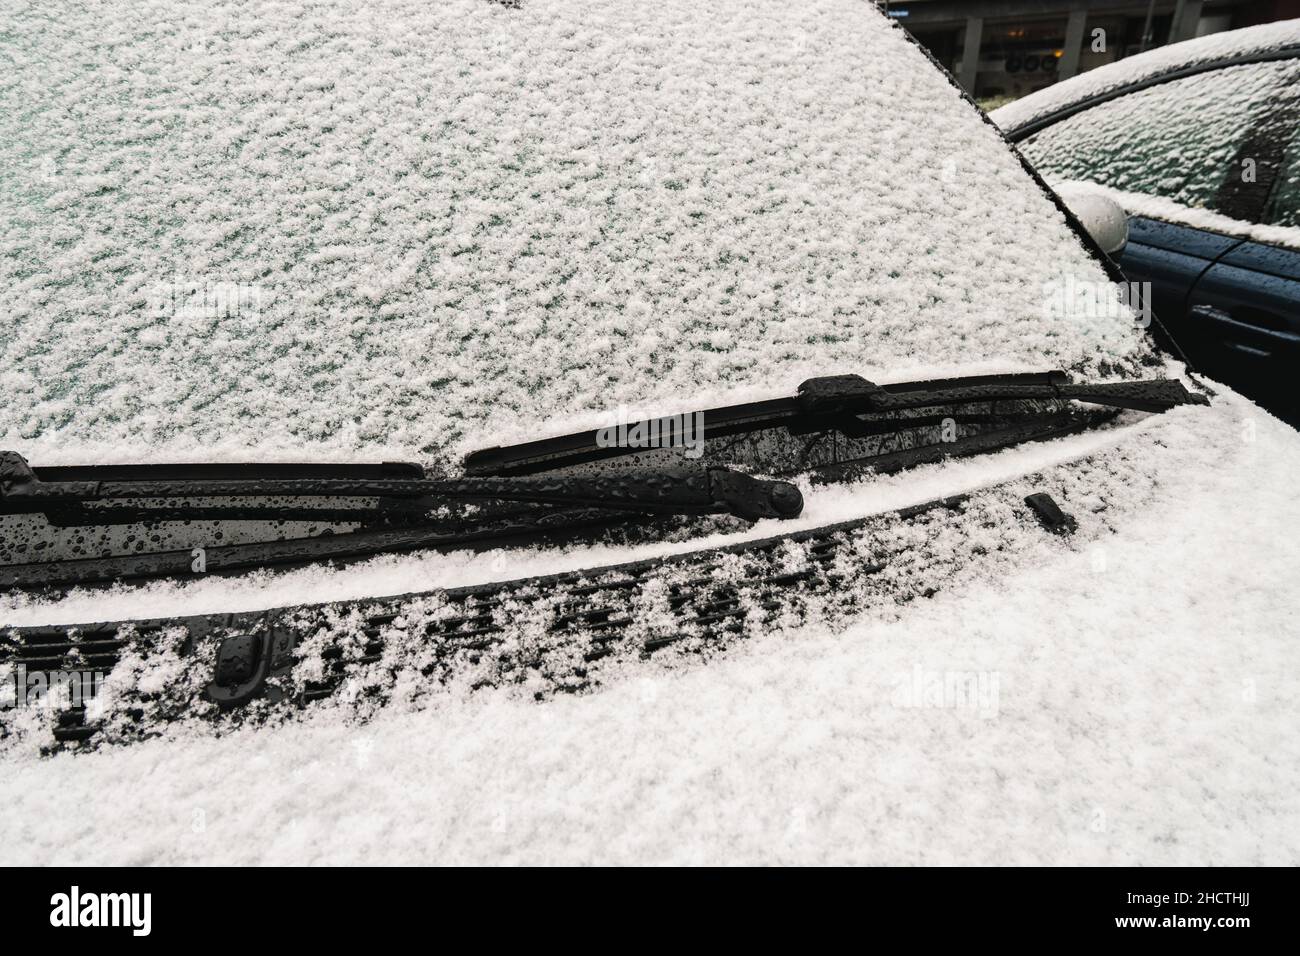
[
  {"x1": 0, "y1": 506, "x2": 623, "y2": 590},
  {"x1": 464, "y1": 371, "x2": 1208, "y2": 476},
  {"x1": 0, "y1": 506, "x2": 627, "y2": 590},
  {"x1": 0, "y1": 457, "x2": 802, "y2": 589},
  {"x1": 801, "y1": 375, "x2": 1209, "y2": 415},
  {"x1": 0, "y1": 454, "x2": 803, "y2": 524}
]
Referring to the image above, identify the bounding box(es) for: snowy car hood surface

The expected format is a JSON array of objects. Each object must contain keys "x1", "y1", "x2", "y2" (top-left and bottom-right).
[
  {"x1": 3, "y1": 2, "x2": 1300, "y2": 865},
  {"x1": 2, "y1": 0, "x2": 1149, "y2": 473},
  {"x1": 990, "y1": 18, "x2": 1300, "y2": 135}
]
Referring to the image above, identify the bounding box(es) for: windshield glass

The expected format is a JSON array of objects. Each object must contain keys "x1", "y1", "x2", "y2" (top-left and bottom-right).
[{"x1": 1, "y1": 0, "x2": 1156, "y2": 478}]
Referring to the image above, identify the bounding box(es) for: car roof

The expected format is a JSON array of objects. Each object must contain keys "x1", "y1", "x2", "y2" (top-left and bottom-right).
[
  {"x1": 1, "y1": 0, "x2": 1147, "y2": 474},
  {"x1": 992, "y1": 19, "x2": 1300, "y2": 139}
]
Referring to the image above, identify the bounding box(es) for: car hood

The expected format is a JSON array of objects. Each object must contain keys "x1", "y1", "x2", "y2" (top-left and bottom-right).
[{"x1": 3, "y1": 0, "x2": 1153, "y2": 473}]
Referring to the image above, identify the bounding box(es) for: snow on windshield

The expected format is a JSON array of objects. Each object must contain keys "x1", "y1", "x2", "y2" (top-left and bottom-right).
[{"x1": 1, "y1": 0, "x2": 1149, "y2": 471}]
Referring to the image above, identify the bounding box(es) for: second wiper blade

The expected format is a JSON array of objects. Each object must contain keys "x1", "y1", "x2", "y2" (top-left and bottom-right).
[
  {"x1": 464, "y1": 371, "x2": 1208, "y2": 476},
  {"x1": 808, "y1": 411, "x2": 1108, "y2": 484}
]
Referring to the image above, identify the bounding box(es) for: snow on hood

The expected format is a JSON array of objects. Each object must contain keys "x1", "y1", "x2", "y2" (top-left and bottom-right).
[
  {"x1": 1, "y1": 0, "x2": 1149, "y2": 471},
  {"x1": 4, "y1": 6, "x2": 1300, "y2": 861},
  {"x1": 991, "y1": 18, "x2": 1300, "y2": 135}
]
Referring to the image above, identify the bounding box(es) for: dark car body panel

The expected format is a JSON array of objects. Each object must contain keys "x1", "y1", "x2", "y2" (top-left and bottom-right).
[
  {"x1": 1117, "y1": 217, "x2": 1240, "y2": 327},
  {"x1": 1116, "y1": 217, "x2": 1300, "y2": 424}
]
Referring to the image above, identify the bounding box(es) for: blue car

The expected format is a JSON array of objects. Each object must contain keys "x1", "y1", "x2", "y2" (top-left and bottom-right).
[{"x1": 993, "y1": 21, "x2": 1300, "y2": 426}]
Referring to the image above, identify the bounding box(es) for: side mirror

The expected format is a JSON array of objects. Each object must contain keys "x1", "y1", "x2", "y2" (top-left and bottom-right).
[{"x1": 1053, "y1": 183, "x2": 1129, "y2": 257}]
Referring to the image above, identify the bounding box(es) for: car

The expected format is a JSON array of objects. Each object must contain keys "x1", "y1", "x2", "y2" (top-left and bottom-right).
[
  {"x1": 992, "y1": 20, "x2": 1300, "y2": 426},
  {"x1": 2, "y1": 0, "x2": 1299, "y2": 865}
]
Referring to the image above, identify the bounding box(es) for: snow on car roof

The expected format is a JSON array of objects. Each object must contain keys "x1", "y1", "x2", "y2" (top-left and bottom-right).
[
  {"x1": 1, "y1": 0, "x2": 1147, "y2": 472},
  {"x1": 991, "y1": 18, "x2": 1300, "y2": 135}
]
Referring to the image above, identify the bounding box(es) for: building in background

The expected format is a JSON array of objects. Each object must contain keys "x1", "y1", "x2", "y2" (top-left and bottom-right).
[{"x1": 886, "y1": 0, "x2": 1300, "y2": 106}]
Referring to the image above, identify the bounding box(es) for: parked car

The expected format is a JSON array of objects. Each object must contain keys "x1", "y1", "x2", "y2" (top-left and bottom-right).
[
  {"x1": 3, "y1": 1, "x2": 1299, "y2": 865},
  {"x1": 993, "y1": 20, "x2": 1300, "y2": 426}
]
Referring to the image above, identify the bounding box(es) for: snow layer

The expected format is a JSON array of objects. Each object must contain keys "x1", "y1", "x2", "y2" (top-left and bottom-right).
[
  {"x1": 2, "y1": 395, "x2": 1298, "y2": 865},
  {"x1": 991, "y1": 18, "x2": 1300, "y2": 135},
  {"x1": 4, "y1": 1, "x2": 1298, "y2": 865},
  {"x1": 2, "y1": 0, "x2": 1146, "y2": 472},
  {"x1": 1015, "y1": 60, "x2": 1299, "y2": 214}
]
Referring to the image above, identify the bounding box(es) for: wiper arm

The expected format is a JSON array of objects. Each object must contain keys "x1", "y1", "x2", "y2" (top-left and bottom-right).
[
  {"x1": 0, "y1": 454, "x2": 803, "y2": 524},
  {"x1": 464, "y1": 371, "x2": 1208, "y2": 476},
  {"x1": 1, "y1": 506, "x2": 631, "y2": 590}
]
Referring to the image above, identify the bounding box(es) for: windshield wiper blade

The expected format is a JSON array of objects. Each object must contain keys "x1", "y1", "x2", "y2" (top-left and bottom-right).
[
  {"x1": 0, "y1": 454, "x2": 803, "y2": 524},
  {"x1": 0, "y1": 505, "x2": 640, "y2": 589},
  {"x1": 799, "y1": 375, "x2": 1208, "y2": 415},
  {"x1": 0, "y1": 505, "x2": 631, "y2": 589},
  {"x1": 0, "y1": 457, "x2": 803, "y2": 589},
  {"x1": 463, "y1": 371, "x2": 1208, "y2": 476}
]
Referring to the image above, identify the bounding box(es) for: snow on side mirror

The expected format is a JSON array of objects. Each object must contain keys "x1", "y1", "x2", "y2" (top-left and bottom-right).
[{"x1": 1053, "y1": 183, "x2": 1129, "y2": 257}]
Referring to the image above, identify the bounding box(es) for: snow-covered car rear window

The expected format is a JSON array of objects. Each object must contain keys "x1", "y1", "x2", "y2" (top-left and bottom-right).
[{"x1": 1, "y1": 0, "x2": 1148, "y2": 473}]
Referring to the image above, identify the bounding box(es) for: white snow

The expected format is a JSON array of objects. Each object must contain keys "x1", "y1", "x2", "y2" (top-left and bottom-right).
[
  {"x1": 3, "y1": 0, "x2": 1300, "y2": 866},
  {"x1": 2, "y1": 0, "x2": 1146, "y2": 475},
  {"x1": 2, "y1": 394, "x2": 1298, "y2": 865},
  {"x1": 1022, "y1": 59, "x2": 1296, "y2": 206},
  {"x1": 1003, "y1": 56, "x2": 1300, "y2": 247},
  {"x1": 991, "y1": 18, "x2": 1300, "y2": 135}
]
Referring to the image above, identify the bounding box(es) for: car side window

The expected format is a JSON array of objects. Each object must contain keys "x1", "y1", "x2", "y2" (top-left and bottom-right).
[{"x1": 1019, "y1": 60, "x2": 1300, "y2": 220}]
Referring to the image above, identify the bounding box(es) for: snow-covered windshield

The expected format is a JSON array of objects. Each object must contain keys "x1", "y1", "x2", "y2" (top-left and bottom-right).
[{"x1": 1, "y1": 0, "x2": 1150, "y2": 473}]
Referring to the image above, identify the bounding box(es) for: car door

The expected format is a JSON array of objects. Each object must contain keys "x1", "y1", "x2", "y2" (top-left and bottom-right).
[
  {"x1": 1184, "y1": 112, "x2": 1300, "y2": 425},
  {"x1": 1185, "y1": 242, "x2": 1300, "y2": 424},
  {"x1": 1014, "y1": 58, "x2": 1300, "y2": 423},
  {"x1": 1116, "y1": 216, "x2": 1244, "y2": 336}
]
